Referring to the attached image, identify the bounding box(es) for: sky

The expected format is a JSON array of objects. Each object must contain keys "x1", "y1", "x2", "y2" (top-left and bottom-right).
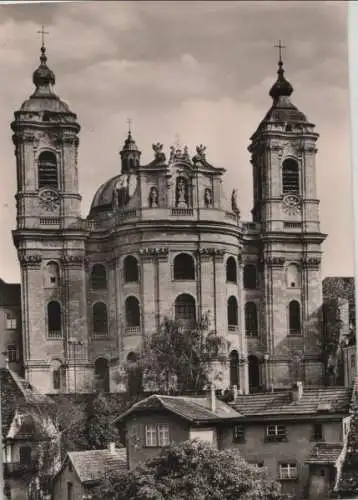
[{"x1": 0, "y1": 0, "x2": 352, "y2": 282}]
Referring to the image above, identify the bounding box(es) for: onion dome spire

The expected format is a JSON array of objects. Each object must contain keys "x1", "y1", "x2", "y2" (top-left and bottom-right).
[
  {"x1": 32, "y1": 25, "x2": 55, "y2": 94},
  {"x1": 119, "y1": 119, "x2": 141, "y2": 173},
  {"x1": 269, "y1": 40, "x2": 293, "y2": 102}
]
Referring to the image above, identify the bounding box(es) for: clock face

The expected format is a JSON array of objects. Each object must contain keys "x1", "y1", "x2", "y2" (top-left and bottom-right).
[
  {"x1": 38, "y1": 189, "x2": 60, "y2": 211},
  {"x1": 282, "y1": 194, "x2": 301, "y2": 215}
]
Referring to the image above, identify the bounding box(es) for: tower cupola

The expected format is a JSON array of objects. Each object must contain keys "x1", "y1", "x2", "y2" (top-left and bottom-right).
[{"x1": 119, "y1": 124, "x2": 141, "y2": 173}]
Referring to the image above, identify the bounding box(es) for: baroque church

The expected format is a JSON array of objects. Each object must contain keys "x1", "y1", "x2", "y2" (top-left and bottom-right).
[{"x1": 10, "y1": 40, "x2": 326, "y2": 395}]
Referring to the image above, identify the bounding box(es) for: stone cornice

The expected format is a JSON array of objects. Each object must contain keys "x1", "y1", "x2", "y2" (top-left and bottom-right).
[{"x1": 139, "y1": 247, "x2": 169, "y2": 262}]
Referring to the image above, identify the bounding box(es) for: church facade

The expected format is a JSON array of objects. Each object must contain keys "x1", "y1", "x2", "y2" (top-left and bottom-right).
[{"x1": 11, "y1": 42, "x2": 326, "y2": 394}]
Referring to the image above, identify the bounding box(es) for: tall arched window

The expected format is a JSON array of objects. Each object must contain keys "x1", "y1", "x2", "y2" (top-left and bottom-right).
[
  {"x1": 226, "y1": 257, "x2": 237, "y2": 283},
  {"x1": 282, "y1": 158, "x2": 299, "y2": 194},
  {"x1": 38, "y1": 151, "x2": 58, "y2": 189},
  {"x1": 91, "y1": 264, "x2": 107, "y2": 290},
  {"x1": 124, "y1": 256, "x2": 139, "y2": 283},
  {"x1": 248, "y1": 355, "x2": 260, "y2": 392},
  {"x1": 51, "y1": 359, "x2": 64, "y2": 391},
  {"x1": 289, "y1": 300, "x2": 301, "y2": 335},
  {"x1": 93, "y1": 302, "x2": 108, "y2": 335},
  {"x1": 286, "y1": 264, "x2": 300, "y2": 288},
  {"x1": 125, "y1": 296, "x2": 141, "y2": 327},
  {"x1": 45, "y1": 261, "x2": 60, "y2": 288},
  {"x1": 245, "y1": 302, "x2": 258, "y2": 337},
  {"x1": 227, "y1": 296, "x2": 238, "y2": 330},
  {"x1": 229, "y1": 350, "x2": 239, "y2": 387},
  {"x1": 94, "y1": 357, "x2": 110, "y2": 393},
  {"x1": 47, "y1": 301, "x2": 62, "y2": 338},
  {"x1": 174, "y1": 294, "x2": 196, "y2": 328},
  {"x1": 173, "y1": 253, "x2": 195, "y2": 280},
  {"x1": 243, "y1": 265, "x2": 257, "y2": 290}
]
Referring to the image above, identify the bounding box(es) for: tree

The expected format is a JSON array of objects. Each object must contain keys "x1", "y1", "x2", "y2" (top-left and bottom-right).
[
  {"x1": 121, "y1": 314, "x2": 229, "y2": 395},
  {"x1": 92, "y1": 440, "x2": 286, "y2": 500},
  {"x1": 83, "y1": 393, "x2": 121, "y2": 450}
]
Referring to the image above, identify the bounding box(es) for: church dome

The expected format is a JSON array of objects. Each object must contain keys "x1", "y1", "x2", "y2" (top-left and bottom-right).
[
  {"x1": 89, "y1": 173, "x2": 138, "y2": 216},
  {"x1": 20, "y1": 44, "x2": 74, "y2": 115}
]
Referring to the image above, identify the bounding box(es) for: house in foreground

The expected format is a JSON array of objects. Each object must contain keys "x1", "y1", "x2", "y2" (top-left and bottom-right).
[
  {"x1": 52, "y1": 444, "x2": 127, "y2": 500},
  {"x1": 115, "y1": 384, "x2": 352, "y2": 499}
]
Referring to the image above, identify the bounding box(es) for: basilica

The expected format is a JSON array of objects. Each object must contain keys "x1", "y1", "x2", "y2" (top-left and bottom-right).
[{"x1": 10, "y1": 41, "x2": 326, "y2": 394}]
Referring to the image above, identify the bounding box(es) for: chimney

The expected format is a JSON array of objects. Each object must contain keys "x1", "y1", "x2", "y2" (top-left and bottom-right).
[
  {"x1": 108, "y1": 442, "x2": 116, "y2": 454},
  {"x1": 292, "y1": 381, "x2": 303, "y2": 402},
  {"x1": 210, "y1": 384, "x2": 216, "y2": 413}
]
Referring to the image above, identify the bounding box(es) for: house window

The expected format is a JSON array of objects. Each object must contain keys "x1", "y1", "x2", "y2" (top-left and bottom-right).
[
  {"x1": 227, "y1": 296, "x2": 238, "y2": 330},
  {"x1": 145, "y1": 423, "x2": 170, "y2": 447},
  {"x1": 243, "y1": 265, "x2": 257, "y2": 289},
  {"x1": 245, "y1": 302, "x2": 258, "y2": 337},
  {"x1": 6, "y1": 314, "x2": 17, "y2": 330},
  {"x1": 38, "y1": 151, "x2": 58, "y2": 189},
  {"x1": 174, "y1": 294, "x2": 196, "y2": 328},
  {"x1": 47, "y1": 301, "x2": 62, "y2": 338},
  {"x1": 289, "y1": 300, "x2": 301, "y2": 335},
  {"x1": 233, "y1": 424, "x2": 245, "y2": 443},
  {"x1": 93, "y1": 302, "x2": 108, "y2": 335},
  {"x1": 19, "y1": 446, "x2": 32, "y2": 465},
  {"x1": 279, "y1": 463, "x2": 298, "y2": 480},
  {"x1": 226, "y1": 257, "x2": 237, "y2": 283},
  {"x1": 312, "y1": 423, "x2": 323, "y2": 441},
  {"x1": 265, "y1": 424, "x2": 287, "y2": 441},
  {"x1": 125, "y1": 296, "x2": 141, "y2": 328},
  {"x1": 250, "y1": 461, "x2": 264, "y2": 469},
  {"x1": 173, "y1": 253, "x2": 195, "y2": 280},
  {"x1": 53, "y1": 369, "x2": 61, "y2": 390},
  {"x1": 7, "y1": 344, "x2": 17, "y2": 363}
]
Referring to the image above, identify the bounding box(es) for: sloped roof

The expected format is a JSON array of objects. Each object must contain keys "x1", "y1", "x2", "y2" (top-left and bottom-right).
[
  {"x1": 68, "y1": 448, "x2": 127, "y2": 483},
  {"x1": 306, "y1": 443, "x2": 343, "y2": 465},
  {"x1": 231, "y1": 388, "x2": 352, "y2": 417},
  {"x1": 0, "y1": 279, "x2": 20, "y2": 307},
  {"x1": 115, "y1": 394, "x2": 241, "y2": 424},
  {"x1": 1, "y1": 368, "x2": 55, "y2": 438}
]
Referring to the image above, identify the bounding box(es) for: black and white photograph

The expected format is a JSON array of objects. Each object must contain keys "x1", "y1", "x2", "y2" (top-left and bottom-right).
[{"x1": 0, "y1": 1, "x2": 356, "y2": 499}]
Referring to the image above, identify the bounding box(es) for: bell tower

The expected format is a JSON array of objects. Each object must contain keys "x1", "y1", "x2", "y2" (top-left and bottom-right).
[
  {"x1": 248, "y1": 43, "x2": 327, "y2": 389},
  {"x1": 11, "y1": 33, "x2": 89, "y2": 393}
]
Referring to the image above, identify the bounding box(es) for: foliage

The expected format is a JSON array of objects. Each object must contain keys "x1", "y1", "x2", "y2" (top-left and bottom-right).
[
  {"x1": 91, "y1": 440, "x2": 285, "y2": 500},
  {"x1": 82, "y1": 393, "x2": 121, "y2": 450},
  {"x1": 121, "y1": 314, "x2": 229, "y2": 395}
]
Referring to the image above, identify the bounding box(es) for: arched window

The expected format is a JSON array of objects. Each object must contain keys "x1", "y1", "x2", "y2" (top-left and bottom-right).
[
  {"x1": 282, "y1": 158, "x2": 299, "y2": 194},
  {"x1": 229, "y1": 350, "x2": 239, "y2": 387},
  {"x1": 248, "y1": 355, "x2": 260, "y2": 392},
  {"x1": 173, "y1": 253, "x2": 195, "y2": 280},
  {"x1": 91, "y1": 264, "x2": 107, "y2": 290},
  {"x1": 245, "y1": 302, "x2": 258, "y2": 337},
  {"x1": 93, "y1": 302, "x2": 108, "y2": 335},
  {"x1": 127, "y1": 352, "x2": 138, "y2": 363},
  {"x1": 47, "y1": 301, "x2": 62, "y2": 338},
  {"x1": 94, "y1": 357, "x2": 110, "y2": 393},
  {"x1": 124, "y1": 256, "x2": 139, "y2": 283},
  {"x1": 226, "y1": 257, "x2": 237, "y2": 283},
  {"x1": 286, "y1": 264, "x2": 300, "y2": 288},
  {"x1": 243, "y1": 265, "x2": 257, "y2": 290},
  {"x1": 45, "y1": 261, "x2": 60, "y2": 288},
  {"x1": 289, "y1": 300, "x2": 301, "y2": 335},
  {"x1": 51, "y1": 359, "x2": 64, "y2": 391},
  {"x1": 125, "y1": 296, "x2": 140, "y2": 327},
  {"x1": 174, "y1": 294, "x2": 196, "y2": 328},
  {"x1": 227, "y1": 296, "x2": 238, "y2": 329},
  {"x1": 38, "y1": 151, "x2": 58, "y2": 189}
]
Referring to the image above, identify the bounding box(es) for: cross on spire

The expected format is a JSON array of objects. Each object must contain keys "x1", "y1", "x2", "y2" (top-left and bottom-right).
[
  {"x1": 174, "y1": 134, "x2": 181, "y2": 148},
  {"x1": 37, "y1": 25, "x2": 49, "y2": 48},
  {"x1": 274, "y1": 40, "x2": 286, "y2": 64},
  {"x1": 127, "y1": 118, "x2": 132, "y2": 133}
]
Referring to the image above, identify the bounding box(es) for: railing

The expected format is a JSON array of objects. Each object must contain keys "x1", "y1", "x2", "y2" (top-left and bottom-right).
[
  {"x1": 92, "y1": 331, "x2": 109, "y2": 339},
  {"x1": 225, "y1": 211, "x2": 237, "y2": 221},
  {"x1": 246, "y1": 330, "x2": 258, "y2": 338},
  {"x1": 289, "y1": 329, "x2": 302, "y2": 336},
  {"x1": 40, "y1": 217, "x2": 61, "y2": 225},
  {"x1": 228, "y1": 325, "x2": 238, "y2": 332},
  {"x1": 47, "y1": 330, "x2": 63, "y2": 340},
  {"x1": 284, "y1": 222, "x2": 302, "y2": 229},
  {"x1": 125, "y1": 326, "x2": 141, "y2": 336},
  {"x1": 171, "y1": 208, "x2": 194, "y2": 216}
]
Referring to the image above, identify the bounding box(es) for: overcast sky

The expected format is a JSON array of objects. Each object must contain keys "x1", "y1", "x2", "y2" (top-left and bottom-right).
[{"x1": 0, "y1": 1, "x2": 351, "y2": 282}]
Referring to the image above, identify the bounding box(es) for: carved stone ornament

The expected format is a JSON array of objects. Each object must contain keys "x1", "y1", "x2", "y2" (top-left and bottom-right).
[
  {"x1": 61, "y1": 255, "x2": 86, "y2": 266},
  {"x1": 38, "y1": 189, "x2": 60, "y2": 212},
  {"x1": 152, "y1": 143, "x2": 166, "y2": 163},
  {"x1": 19, "y1": 254, "x2": 42, "y2": 266},
  {"x1": 302, "y1": 256, "x2": 321, "y2": 268},
  {"x1": 282, "y1": 194, "x2": 302, "y2": 215},
  {"x1": 139, "y1": 247, "x2": 169, "y2": 260},
  {"x1": 263, "y1": 256, "x2": 285, "y2": 267},
  {"x1": 198, "y1": 248, "x2": 225, "y2": 258}
]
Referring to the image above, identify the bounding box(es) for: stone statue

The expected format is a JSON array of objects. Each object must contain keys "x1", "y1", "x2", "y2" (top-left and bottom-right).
[
  {"x1": 176, "y1": 177, "x2": 187, "y2": 208},
  {"x1": 149, "y1": 186, "x2": 159, "y2": 208},
  {"x1": 204, "y1": 188, "x2": 212, "y2": 208},
  {"x1": 152, "y1": 143, "x2": 166, "y2": 163},
  {"x1": 231, "y1": 188, "x2": 239, "y2": 214},
  {"x1": 193, "y1": 144, "x2": 207, "y2": 164},
  {"x1": 113, "y1": 175, "x2": 129, "y2": 209}
]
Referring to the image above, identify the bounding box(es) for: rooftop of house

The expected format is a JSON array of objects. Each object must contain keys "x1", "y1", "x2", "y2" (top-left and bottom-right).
[
  {"x1": 115, "y1": 393, "x2": 241, "y2": 425},
  {"x1": 1, "y1": 368, "x2": 55, "y2": 438},
  {"x1": 0, "y1": 278, "x2": 21, "y2": 307},
  {"x1": 66, "y1": 446, "x2": 127, "y2": 484},
  {"x1": 306, "y1": 443, "x2": 343, "y2": 465},
  {"x1": 230, "y1": 387, "x2": 352, "y2": 418}
]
